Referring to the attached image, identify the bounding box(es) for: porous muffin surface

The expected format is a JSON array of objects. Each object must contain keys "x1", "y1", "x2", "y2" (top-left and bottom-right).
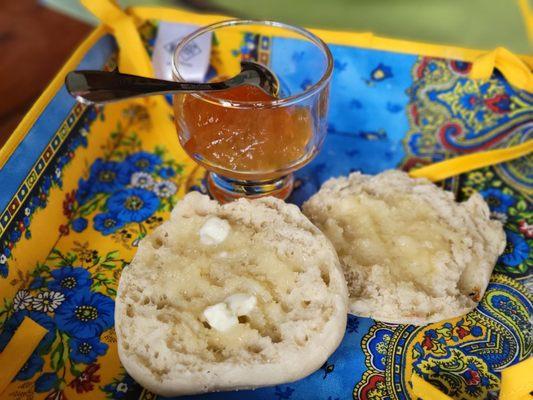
[
  {"x1": 115, "y1": 192, "x2": 348, "y2": 396},
  {"x1": 303, "y1": 170, "x2": 505, "y2": 325}
]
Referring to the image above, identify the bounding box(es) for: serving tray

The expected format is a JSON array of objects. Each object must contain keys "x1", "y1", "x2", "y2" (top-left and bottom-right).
[{"x1": 0, "y1": 5, "x2": 531, "y2": 400}]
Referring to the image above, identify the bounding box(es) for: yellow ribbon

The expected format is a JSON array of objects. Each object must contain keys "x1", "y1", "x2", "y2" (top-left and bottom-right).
[
  {"x1": 410, "y1": 140, "x2": 533, "y2": 182},
  {"x1": 80, "y1": 0, "x2": 186, "y2": 173},
  {"x1": 80, "y1": 0, "x2": 153, "y2": 77},
  {"x1": 470, "y1": 47, "x2": 533, "y2": 92},
  {"x1": 0, "y1": 317, "x2": 47, "y2": 394}
]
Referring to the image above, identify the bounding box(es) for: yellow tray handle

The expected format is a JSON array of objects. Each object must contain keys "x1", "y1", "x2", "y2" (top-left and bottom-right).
[
  {"x1": 81, "y1": 0, "x2": 153, "y2": 77},
  {"x1": 80, "y1": 0, "x2": 185, "y2": 162}
]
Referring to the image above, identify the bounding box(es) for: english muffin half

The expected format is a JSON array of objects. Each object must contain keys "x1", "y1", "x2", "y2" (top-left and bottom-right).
[
  {"x1": 115, "y1": 192, "x2": 348, "y2": 396},
  {"x1": 303, "y1": 170, "x2": 505, "y2": 325}
]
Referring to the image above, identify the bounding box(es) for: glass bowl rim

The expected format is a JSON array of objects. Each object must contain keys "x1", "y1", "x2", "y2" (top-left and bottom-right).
[{"x1": 171, "y1": 19, "x2": 333, "y2": 109}]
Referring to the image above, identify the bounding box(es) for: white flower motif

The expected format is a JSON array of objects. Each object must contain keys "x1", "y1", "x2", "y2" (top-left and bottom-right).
[
  {"x1": 116, "y1": 383, "x2": 128, "y2": 393},
  {"x1": 24, "y1": 207, "x2": 31, "y2": 216},
  {"x1": 0, "y1": 254, "x2": 7, "y2": 264},
  {"x1": 55, "y1": 167, "x2": 61, "y2": 179},
  {"x1": 13, "y1": 290, "x2": 33, "y2": 311},
  {"x1": 130, "y1": 172, "x2": 154, "y2": 189},
  {"x1": 153, "y1": 181, "x2": 177, "y2": 198},
  {"x1": 32, "y1": 291, "x2": 65, "y2": 312},
  {"x1": 491, "y1": 211, "x2": 508, "y2": 224},
  {"x1": 80, "y1": 127, "x2": 89, "y2": 137}
]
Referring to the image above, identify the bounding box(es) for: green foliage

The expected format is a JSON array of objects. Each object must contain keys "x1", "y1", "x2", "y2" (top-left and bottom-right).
[{"x1": 51, "y1": 339, "x2": 65, "y2": 372}]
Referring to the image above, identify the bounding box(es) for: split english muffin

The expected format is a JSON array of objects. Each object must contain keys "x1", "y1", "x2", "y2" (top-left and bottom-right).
[
  {"x1": 303, "y1": 170, "x2": 505, "y2": 325},
  {"x1": 115, "y1": 192, "x2": 348, "y2": 397}
]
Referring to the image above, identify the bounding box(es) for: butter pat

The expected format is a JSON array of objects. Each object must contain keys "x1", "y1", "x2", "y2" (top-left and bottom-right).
[
  {"x1": 199, "y1": 217, "x2": 231, "y2": 245},
  {"x1": 203, "y1": 303, "x2": 238, "y2": 332},
  {"x1": 225, "y1": 293, "x2": 257, "y2": 316},
  {"x1": 203, "y1": 294, "x2": 257, "y2": 332}
]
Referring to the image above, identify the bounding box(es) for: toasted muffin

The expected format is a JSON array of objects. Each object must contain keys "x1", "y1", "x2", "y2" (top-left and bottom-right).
[
  {"x1": 115, "y1": 192, "x2": 348, "y2": 396},
  {"x1": 303, "y1": 170, "x2": 505, "y2": 325}
]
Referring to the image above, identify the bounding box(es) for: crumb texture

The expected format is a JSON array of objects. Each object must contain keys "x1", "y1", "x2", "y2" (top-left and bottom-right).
[
  {"x1": 303, "y1": 170, "x2": 505, "y2": 325},
  {"x1": 115, "y1": 192, "x2": 348, "y2": 396}
]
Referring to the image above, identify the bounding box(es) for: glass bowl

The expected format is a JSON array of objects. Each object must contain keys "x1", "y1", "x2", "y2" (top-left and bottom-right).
[{"x1": 172, "y1": 19, "x2": 332, "y2": 202}]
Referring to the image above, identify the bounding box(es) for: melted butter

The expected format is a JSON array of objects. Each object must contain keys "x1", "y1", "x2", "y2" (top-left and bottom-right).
[
  {"x1": 339, "y1": 193, "x2": 452, "y2": 280},
  {"x1": 154, "y1": 215, "x2": 298, "y2": 353}
]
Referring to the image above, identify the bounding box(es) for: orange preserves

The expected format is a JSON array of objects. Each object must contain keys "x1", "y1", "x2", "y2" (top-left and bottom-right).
[{"x1": 174, "y1": 85, "x2": 312, "y2": 180}]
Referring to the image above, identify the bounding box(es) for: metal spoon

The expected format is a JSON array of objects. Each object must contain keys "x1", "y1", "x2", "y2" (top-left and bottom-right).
[{"x1": 65, "y1": 61, "x2": 279, "y2": 105}]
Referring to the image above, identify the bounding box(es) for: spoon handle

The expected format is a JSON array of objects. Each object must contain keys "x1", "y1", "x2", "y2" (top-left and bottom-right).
[{"x1": 65, "y1": 70, "x2": 232, "y2": 104}]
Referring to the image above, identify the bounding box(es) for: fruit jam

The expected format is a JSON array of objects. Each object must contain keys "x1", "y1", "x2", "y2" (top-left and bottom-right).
[{"x1": 174, "y1": 85, "x2": 312, "y2": 180}]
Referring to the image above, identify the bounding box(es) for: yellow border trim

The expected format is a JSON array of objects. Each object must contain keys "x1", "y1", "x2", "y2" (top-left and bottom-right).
[
  {"x1": 410, "y1": 140, "x2": 533, "y2": 182},
  {"x1": 0, "y1": 103, "x2": 88, "y2": 237},
  {"x1": 129, "y1": 6, "x2": 533, "y2": 68},
  {"x1": 0, "y1": 25, "x2": 108, "y2": 170}
]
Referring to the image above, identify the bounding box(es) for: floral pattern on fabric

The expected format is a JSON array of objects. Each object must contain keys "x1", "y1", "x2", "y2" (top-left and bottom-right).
[
  {"x1": 0, "y1": 247, "x2": 122, "y2": 396},
  {"x1": 457, "y1": 167, "x2": 531, "y2": 278},
  {"x1": 0, "y1": 97, "x2": 187, "y2": 398},
  {"x1": 58, "y1": 107, "x2": 184, "y2": 248},
  {"x1": 102, "y1": 372, "x2": 141, "y2": 399}
]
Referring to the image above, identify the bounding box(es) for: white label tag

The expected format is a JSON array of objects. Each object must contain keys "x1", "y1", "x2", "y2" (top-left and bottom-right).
[{"x1": 152, "y1": 22, "x2": 211, "y2": 82}]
